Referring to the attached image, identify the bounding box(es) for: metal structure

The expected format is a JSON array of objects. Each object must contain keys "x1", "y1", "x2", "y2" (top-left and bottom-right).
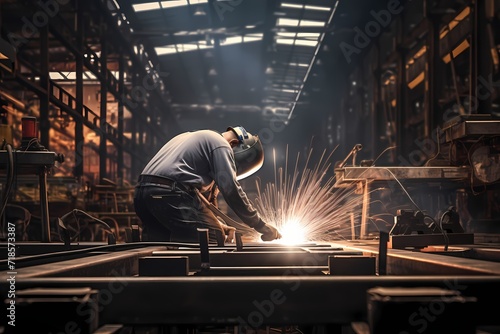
[
  {"x1": 2, "y1": 239, "x2": 500, "y2": 333},
  {"x1": 0, "y1": 1, "x2": 500, "y2": 333}
]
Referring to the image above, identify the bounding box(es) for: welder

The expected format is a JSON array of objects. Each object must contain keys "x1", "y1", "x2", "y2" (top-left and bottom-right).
[{"x1": 133, "y1": 125, "x2": 282, "y2": 244}]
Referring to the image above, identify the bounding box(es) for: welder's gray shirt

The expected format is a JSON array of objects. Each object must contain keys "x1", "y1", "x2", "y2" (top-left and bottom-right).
[{"x1": 140, "y1": 130, "x2": 262, "y2": 227}]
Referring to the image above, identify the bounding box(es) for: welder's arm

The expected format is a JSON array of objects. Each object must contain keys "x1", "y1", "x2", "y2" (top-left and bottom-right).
[{"x1": 210, "y1": 147, "x2": 281, "y2": 241}]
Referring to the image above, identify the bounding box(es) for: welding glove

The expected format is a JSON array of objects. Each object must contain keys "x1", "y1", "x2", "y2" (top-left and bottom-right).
[{"x1": 254, "y1": 220, "x2": 282, "y2": 242}]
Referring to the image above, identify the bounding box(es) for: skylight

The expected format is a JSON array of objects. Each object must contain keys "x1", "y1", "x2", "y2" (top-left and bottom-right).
[
  {"x1": 277, "y1": 18, "x2": 325, "y2": 27},
  {"x1": 276, "y1": 39, "x2": 318, "y2": 47},
  {"x1": 156, "y1": 42, "x2": 211, "y2": 55},
  {"x1": 274, "y1": 88, "x2": 299, "y2": 94},
  {"x1": 133, "y1": 0, "x2": 208, "y2": 12},
  {"x1": 156, "y1": 33, "x2": 263, "y2": 54},
  {"x1": 132, "y1": 2, "x2": 160, "y2": 12},
  {"x1": 277, "y1": 32, "x2": 321, "y2": 39},
  {"x1": 275, "y1": 31, "x2": 320, "y2": 47},
  {"x1": 281, "y1": 3, "x2": 331, "y2": 11}
]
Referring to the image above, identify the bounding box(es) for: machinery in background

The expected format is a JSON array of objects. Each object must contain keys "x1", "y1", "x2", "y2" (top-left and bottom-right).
[
  {"x1": 0, "y1": 115, "x2": 138, "y2": 243},
  {"x1": 388, "y1": 207, "x2": 474, "y2": 249},
  {"x1": 0, "y1": 116, "x2": 64, "y2": 242},
  {"x1": 1, "y1": 175, "x2": 138, "y2": 243},
  {"x1": 443, "y1": 114, "x2": 500, "y2": 185},
  {"x1": 334, "y1": 113, "x2": 500, "y2": 246},
  {"x1": 443, "y1": 114, "x2": 500, "y2": 236}
]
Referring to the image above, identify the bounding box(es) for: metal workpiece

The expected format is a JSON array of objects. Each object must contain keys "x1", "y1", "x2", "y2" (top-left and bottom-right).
[
  {"x1": 6, "y1": 246, "x2": 164, "y2": 279},
  {"x1": 152, "y1": 249, "x2": 363, "y2": 269},
  {"x1": 330, "y1": 240, "x2": 500, "y2": 276},
  {"x1": 2, "y1": 241, "x2": 500, "y2": 332},
  {"x1": 367, "y1": 287, "x2": 478, "y2": 334},
  {"x1": 334, "y1": 166, "x2": 471, "y2": 185},
  {"x1": 2, "y1": 275, "x2": 500, "y2": 328},
  {"x1": 443, "y1": 114, "x2": 500, "y2": 141}
]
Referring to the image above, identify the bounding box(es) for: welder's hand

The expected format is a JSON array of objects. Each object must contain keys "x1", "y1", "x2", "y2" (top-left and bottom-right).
[
  {"x1": 223, "y1": 225, "x2": 236, "y2": 243},
  {"x1": 255, "y1": 223, "x2": 282, "y2": 242},
  {"x1": 217, "y1": 216, "x2": 236, "y2": 243}
]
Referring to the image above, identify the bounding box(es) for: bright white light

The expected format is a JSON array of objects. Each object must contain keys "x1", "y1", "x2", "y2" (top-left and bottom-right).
[
  {"x1": 276, "y1": 39, "x2": 318, "y2": 47},
  {"x1": 281, "y1": 3, "x2": 302, "y2": 9},
  {"x1": 277, "y1": 18, "x2": 325, "y2": 27},
  {"x1": 223, "y1": 36, "x2": 243, "y2": 45},
  {"x1": 133, "y1": 2, "x2": 161, "y2": 12},
  {"x1": 155, "y1": 46, "x2": 178, "y2": 55},
  {"x1": 281, "y1": 3, "x2": 331, "y2": 11},
  {"x1": 160, "y1": 0, "x2": 188, "y2": 9},
  {"x1": 133, "y1": 0, "x2": 208, "y2": 11},
  {"x1": 278, "y1": 218, "x2": 307, "y2": 245},
  {"x1": 276, "y1": 88, "x2": 298, "y2": 94},
  {"x1": 278, "y1": 32, "x2": 320, "y2": 39},
  {"x1": 155, "y1": 42, "x2": 212, "y2": 55}
]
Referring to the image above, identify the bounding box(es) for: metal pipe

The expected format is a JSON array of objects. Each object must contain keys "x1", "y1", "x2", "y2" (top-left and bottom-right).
[{"x1": 337, "y1": 143, "x2": 363, "y2": 168}]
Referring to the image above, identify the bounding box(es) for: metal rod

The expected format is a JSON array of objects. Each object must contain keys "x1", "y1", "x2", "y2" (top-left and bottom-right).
[
  {"x1": 378, "y1": 231, "x2": 388, "y2": 275},
  {"x1": 198, "y1": 228, "x2": 210, "y2": 271}
]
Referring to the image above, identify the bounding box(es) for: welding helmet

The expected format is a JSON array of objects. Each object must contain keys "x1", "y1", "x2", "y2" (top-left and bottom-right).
[{"x1": 227, "y1": 126, "x2": 264, "y2": 180}]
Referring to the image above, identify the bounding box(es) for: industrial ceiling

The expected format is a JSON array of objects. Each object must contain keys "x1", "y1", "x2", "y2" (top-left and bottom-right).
[
  {"x1": 0, "y1": 0, "x2": 418, "y2": 166},
  {"x1": 0, "y1": 0, "x2": 412, "y2": 133},
  {"x1": 113, "y1": 0, "x2": 401, "y2": 127}
]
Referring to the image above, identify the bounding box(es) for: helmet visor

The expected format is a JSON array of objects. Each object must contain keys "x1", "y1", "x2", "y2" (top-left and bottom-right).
[{"x1": 228, "y1": 126, "x2": 264, "y2": 180}]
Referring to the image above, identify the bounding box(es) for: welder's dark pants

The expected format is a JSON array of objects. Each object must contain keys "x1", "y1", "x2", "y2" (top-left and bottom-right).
[{"x1": 133, "y1": 183, "x2": 225, "y2": 244}]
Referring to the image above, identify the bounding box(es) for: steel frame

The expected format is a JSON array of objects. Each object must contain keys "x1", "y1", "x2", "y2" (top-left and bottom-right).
[{"x1": 2, "y1": 241, "x2": 500, "y2": 330}]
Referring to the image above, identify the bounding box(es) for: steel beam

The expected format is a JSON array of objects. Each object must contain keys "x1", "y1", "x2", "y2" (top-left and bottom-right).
[{"x1": 2, "y1": 276, "x2": 499, "y2": 327}]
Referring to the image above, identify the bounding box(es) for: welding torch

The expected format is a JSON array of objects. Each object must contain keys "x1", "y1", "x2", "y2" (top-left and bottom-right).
[{"x1": 337, "y1": 144, "x2": 363, "y2": 168}]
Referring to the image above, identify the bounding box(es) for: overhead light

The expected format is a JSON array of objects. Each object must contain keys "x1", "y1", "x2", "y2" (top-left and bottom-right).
[
  {"x1": 277, "y1": 18, "x2": 325, "y2": 27},
  {"x1": 276, "y1": 39, "x2": 318, "y2": 47},
  {"x1": 223, "y1": 36, "x2": 243, "y2": 45},
  {"x1": 289, "y1": 62, "x2": 309, "y2": 67},
  {"x1": 281, "y1": 3, "x2": 331, "y2": 11},
  {"x1": 265, "y1": 66, "x2": 274, "y2": 74},
  {"x1": 133, "y1": 0, "x2": 208, "y2": 11},
  {"x1": 132, "y1": 2, "x2": 161, "y2": 12}
]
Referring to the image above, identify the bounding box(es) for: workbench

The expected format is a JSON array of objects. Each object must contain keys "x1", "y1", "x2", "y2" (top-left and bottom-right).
[{"x1": 0, "y1": 149, "x2": 63, "y2": 242}]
